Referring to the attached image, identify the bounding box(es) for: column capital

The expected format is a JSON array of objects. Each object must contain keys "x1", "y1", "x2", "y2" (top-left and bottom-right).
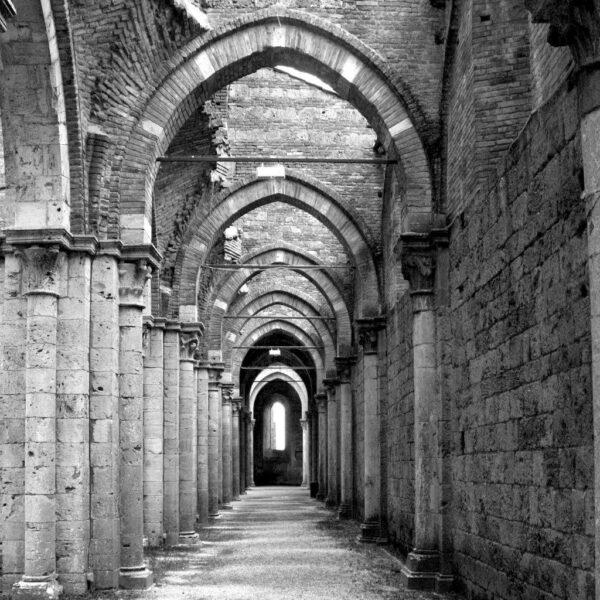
[
  {"x1": 323, "y1": 377, "x2": 340, "y2": 393},
  {"x1": 179, "y1": 322, "x2": 204, "y2": 362},
  {"x1": 165, "y1": 319, "x2": 181, "y2": 332},
  {"x1": 232, "y1": 397, "x2": 243, "y2": 414},
  {"x1": 335, "y1": 356, "x2": 356, "y2": 382},
  {"x1": 315, "y1": 392, "x2": 328, "y2": 411},
  {"x1": 142, "y1": 317, "x2": 153, "y2": 356},
  {"x1": 118, "y1": 259, "x2": 152, "y2": 308},
  {"x1": 221, "y1": 382, "x2": 235, "y2": 404},
  {"x1": 14, "y1": 244, "x2": 65, "y2": 296},
  {"x1": 525, "y1": 0, "x2": 600, "y2": 66},
  {"x1": 356, "y1": 317, "x2": 385, "y2": 354},
  {"x1": 207, "y1": 361, "x2": 225, "y2": 383}
]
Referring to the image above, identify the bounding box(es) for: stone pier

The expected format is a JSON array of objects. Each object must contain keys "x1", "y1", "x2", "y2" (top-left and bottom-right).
[
  {"x1": 336, "y1": 357, "x2": 355, "y2": 519},
  {"x1": 315, "y1": 392, "x2": 328, "y2": 502},
  {"x1": 117, "y1": 259, "x2": 153, "y2": 589},
  {"x1": 324, "y1": 379, "x2": 339, "y2": 508},
  {"x1": 231, "y1": 398, "x2": 242, "y2": 501},
  {"x1": 196, "y1": 362, "x2": 210, "y2": 525},
  {"x1": 178, "y1": 325, "x2": 201, "y2": 541},
  {"x1": 163, "y1": 321, "x2": 180, "y2": 546},
  {"x1": 143, "y1": 318, "x2": 165, "y2": 547},
  {"x1": 207, "y1": 363, "x2": 224, "y2": 517},
  {"x1": 221, "y1": 383, "x2": 234, "y2": 510},
  {"x1": 357, "y1": 318, "x2": 385, "y2": 543}
]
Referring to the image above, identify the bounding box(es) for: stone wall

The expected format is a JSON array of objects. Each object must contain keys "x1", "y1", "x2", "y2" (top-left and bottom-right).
[{"x1": 447, "y1": 79, "x2": 593, "y2": 599}]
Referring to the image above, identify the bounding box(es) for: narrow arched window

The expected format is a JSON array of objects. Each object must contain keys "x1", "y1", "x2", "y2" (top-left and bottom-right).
[{"x1": 271, "y1": 401, "x2": 286, "y2": 451}]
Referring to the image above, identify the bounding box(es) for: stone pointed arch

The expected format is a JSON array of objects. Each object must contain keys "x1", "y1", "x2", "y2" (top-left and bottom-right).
[
  {"x1": 232, "y1": 320, "x2": 326, "y2": 385},
  {"x1": 249, "y1": 367, "x2": 309, "y2": 415},
  {"x1": 174, "y1": 177, "x2": 380, "y2": 316},
  {"x1": 203, "y1": 245, "x2": 353, "y2": 353},
  {"x1": 114, "y1": 8, "x2": 433, "y2": 247},
  {"x1": 221, "y1": 291, "x2": 336, "y2": 370}
]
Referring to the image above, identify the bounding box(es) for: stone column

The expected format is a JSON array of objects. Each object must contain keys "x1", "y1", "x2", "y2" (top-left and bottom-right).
[
  {"x1": 240, "y1": 408, "x2": 248, "y2": 494},
  {"x1": 309, "y1": 409, "x2": 318, "y2": 497},
  {"x1": 324, "y1": 379, "x2": 339, "y2": 508},
  {"x1": 246, "y1": 413, "x2": 255, "y2": 488},
  {"x1": 163, "y1": 321, "x2": 180, "y2": 546},
  {"x1": 336, "y1": 356, "x2": 355, "y2": 519},
  {"x1": 356, "y1": 318, "x2": 385, "y2": 543},
  {"x1": 89, "y1": 249, "x2": 120, "y2": 589},
  {"x1": 56, "y1": 251, "x2": 91, "y2": 594},
  {"x1": 179, "y1": 325, "x2": 201, "y2": 541},
  {"x1": 220, "y1": 383, "x2": 234, "y2": 510},
  {"x1": 143, "y1": 318, "x2": 165, "y2": 547},
  {"x1": 118, "y1": 259, "x2": 153, "y2": 588},
  {"x1": 231, "y1": 398, "x2": 242, "y2": 501},
  {"x1": 398, "y1": 236, "x2": 446, "y2": 590},
  {"x1": 315, "y1": 392, "x2": 328, "y2": 502},
  {"x1": 196, "y1": 361, "x2": 210, "y2": 525},
  {"x1": 207, "y1": 363, "x2": 224, "y2": 517},
  {"x1": 300, "y1": 417, "x2": 309, "y2": 488},
  {"x1": 12, "y1": 245, "x2": 64, "y2": 600}
]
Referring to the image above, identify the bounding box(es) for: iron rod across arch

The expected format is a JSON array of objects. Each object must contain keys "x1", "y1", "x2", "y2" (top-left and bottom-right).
[{"x1": 157, "y1": 155, "x2": 397, "y2": 165}]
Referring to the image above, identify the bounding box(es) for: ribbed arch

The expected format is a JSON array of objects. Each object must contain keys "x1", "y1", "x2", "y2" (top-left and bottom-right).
[
  {"x1": 174, "y1": 177, "x2": 380, "y2": 316},
  {"x1": 113, "y1": 8, "x2": 433, "y2": 258},
  {"x1": 249, "y1": 367, "x2": 309, "y2": 416}
]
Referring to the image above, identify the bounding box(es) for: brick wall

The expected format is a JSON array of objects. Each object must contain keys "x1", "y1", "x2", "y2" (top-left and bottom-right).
[{"x1": 447, "y1": 79, "x2": 593, "y2": 600}]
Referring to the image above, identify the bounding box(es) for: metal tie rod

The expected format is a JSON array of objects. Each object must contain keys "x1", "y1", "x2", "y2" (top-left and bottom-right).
[
  {"x1": 157, "y1": 155, "x2": 397, "y2": 165},
  {"x1": 233, "y1": 345, "x2": 324, "y2": 350},
  {"x1": 204, "y1": 263, "x2": 353, "y2": 270},
  {"x1": 240, "y1": 366, "x2": 317, "y2": 371},
  {"x1": 223, "y1": 315, "x2": 334, "y2": 320}
]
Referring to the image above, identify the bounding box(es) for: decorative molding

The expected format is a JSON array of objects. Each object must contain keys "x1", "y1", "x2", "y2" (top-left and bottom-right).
[
  {"x1": 315, "y1": 392, "x2": 328, "y2": 410},
  {"x1": 525, "y1": 0, "x2": 600, "y2": 65},
  {"x1": 221, "y1": 382, "x2": 234, "y2": 403},
  {"x1": 180, "y1": 331, "x2": 201, "y2": 361},
  {"x1": 15, "y1": 245, "x2": 65, "y2": 296},
  {"x1": 142, "y1": 318, "x2": 153, "y2": 355},
  {"x1": 323, "y1": 377, "x2": 340, "y2": 394}
]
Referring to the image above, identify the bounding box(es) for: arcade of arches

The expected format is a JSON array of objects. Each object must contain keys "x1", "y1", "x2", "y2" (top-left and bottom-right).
[{"x1": 1, "y1": 1, "x2": 600, "y2": 599}]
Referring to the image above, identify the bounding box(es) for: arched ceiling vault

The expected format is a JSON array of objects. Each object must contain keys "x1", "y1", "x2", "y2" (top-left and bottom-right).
[{"x1": 113, "y1": 9, "x2": 434, "y2": 258}]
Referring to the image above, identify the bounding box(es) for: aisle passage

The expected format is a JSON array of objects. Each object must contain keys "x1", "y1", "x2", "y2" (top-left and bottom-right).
[{"x1": 102, "y1": 487, "x2": 460, "y2": 600}]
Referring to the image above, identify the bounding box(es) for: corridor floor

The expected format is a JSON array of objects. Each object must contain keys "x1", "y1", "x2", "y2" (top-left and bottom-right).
[{"x1": 89, "y1": 487, "x2": 461, "y2": 600}]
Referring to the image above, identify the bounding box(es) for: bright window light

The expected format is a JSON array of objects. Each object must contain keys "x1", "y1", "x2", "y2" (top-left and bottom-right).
[{"x1": 272, "y1": 401, "x2": 286, "y2": 451}]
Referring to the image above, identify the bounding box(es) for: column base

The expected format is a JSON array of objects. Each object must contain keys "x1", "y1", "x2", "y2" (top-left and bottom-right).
[
  {"x1": 358, "y1": 520, "x2": 387, "y2": 544},
  {"x1": 209, "y1": 511, "x2": 221, "y2": 519},
  {"x1": 220, "y1": 502, "x2": 233, "y2": 510},
  {"x1": 119, "y1": 566, "x2": 153, "y2": 590},
  {"x1": 400, "y1": 550, "x2": 447, "y2": 591},
  {"x1": 178, "y1": 532, "x2": 200, "y2": 544},
  {"x1": 325, "y1": 497, "x2": 338, "y2": 508},
  {"x1": 11, "y1": 576, "x2": 63, "y2": 600},
  {"x1": 164, "y1": 531, "x2": 179, "y2": 547},
  {"x1": 337, "y1": 502, "x2": 352, "y2": 519}
]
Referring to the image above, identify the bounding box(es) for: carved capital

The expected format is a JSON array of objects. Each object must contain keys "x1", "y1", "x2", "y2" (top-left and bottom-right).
[
  {"x1": 207, "y1": 361, "x2": 225, "y2": 384},
  {"x1": 525, "y1": 0, "x2": 600, "y2": 65},
  {"x1": 180, "y1": 332, "x2": 200, "y2": 361},
  {"x1": 118, "y1": 260, "x2": 152, "y2": 307},
  {"x1": 15, "y1": 245, "x2": 65, "y2": 296},
  {"x1": 221, "y1": 382, "x2": 234, "y2": 404},
  {"x1": 356, "y1": 317, "x2": 385, "y2": 354},
  {"x1": 335, "y1": 356, "x2": 356, "y2": 383},
  {"x1": 323, "y1": 378, "x2": 339, "y2": 395},
  {"x1": 232, "y1": 397, "x2": 243, "y2": 414},
  {"x1": 315, "y1": 392, "x2": 328, "y2": 411},
  {"x1": 142, "y1": 319, "x2": 153, "y2": 355}
]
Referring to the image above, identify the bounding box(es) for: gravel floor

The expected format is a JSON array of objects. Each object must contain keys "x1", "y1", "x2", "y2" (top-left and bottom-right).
[{"x1": 82, "y1": 486, "x2": 463, "y2": 600}]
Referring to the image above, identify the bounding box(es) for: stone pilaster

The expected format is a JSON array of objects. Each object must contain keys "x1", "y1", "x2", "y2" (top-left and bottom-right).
[
  {"x1": 89, "y1": 249, "x2": 120, "y2": 589},
  {"x1": 231, "y1": 398, "x2": 242, "y2": 501},
  {"x1": 315, "y1": 392, "x2": 328, "y2": 502},
  {"x1": 309, "y1": 409, "x2": 319, "y2": 497},
  {"x1": 56, "y1": 252, "x2": 91, "y2": 594},
  {"x1": 11, "y1": 245, "x2": 64, "y2": 600},
  {"x1": 1, "y1": 252, "x2": 27, "y2": 594},
  {"x1": 196, "y1": 361, "x2": 210, "y2": 525},
  {"x1": 336, "y1": 356, "x2": 356, "y2": 519},
  {"x1": 398, "y1": 232, "x2": 450, "y2": 591},
  {"x1": 207, "y1": 363, "x2": 224, "y2": 517},
  {"x1": 246, "y1": 412, "x2": 256, "y2": 488},
  {"x1": 324, "y1": 378, "x2": 339, "y2": 508},
  {"x1": 117, "y1": 259, "x2": 153, "y2": 589},
  {"x1": 356, "y1": 317, "x2": 386, "y2": 543},
  {"x1": 300, "y1": 417, "x2": 309, "y2": 488},
  {"x1": 179, "y1": 324, "x2": 202, "y2": 542},
  {"x1": 163, "y1": 321, "x2": 180, "y2": 546},
  {"x1": 220, "y1": 383, "x2": 234, "y2": 510},
  {"x1": 143, "y1": 318, "x2": 165, "y2": 547}
]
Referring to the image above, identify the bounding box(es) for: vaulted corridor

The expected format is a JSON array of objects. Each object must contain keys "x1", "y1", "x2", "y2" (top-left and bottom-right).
[{"x1": 112, "y1": 487, "x2": 458, "y2": 600}]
